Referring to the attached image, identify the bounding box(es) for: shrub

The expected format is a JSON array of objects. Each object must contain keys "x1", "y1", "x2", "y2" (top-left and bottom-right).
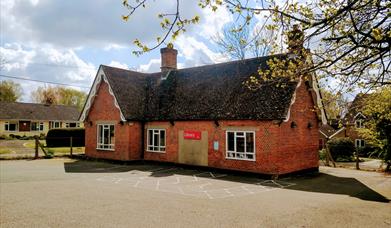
[
  {"x1": 46, "y1": 128, "x2": 85, "y2": 147},
  {"x1": 319, "y1": 149, "x2": 327, "y2": 160},
  {"x1": 327, "y1": 138, "x2": 355, "y2": 162}
]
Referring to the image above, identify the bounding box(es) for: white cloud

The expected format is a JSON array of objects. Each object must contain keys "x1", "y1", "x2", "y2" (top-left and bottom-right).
[
  {"x1": 0, "y1": 43, "x2": 96, "y2": 102},
  {"x1": 175, "y1": 36, "x2": 228, "y2": 67},
  {"x1": 107, "y1": 61, "x2": 129, "y2": 70},
  {"x1": 138, "y1": 58, "x2": 161, "y2": 73},
  {"x1": 199, "y1": 6, "x2": 233, "y2": 38}
]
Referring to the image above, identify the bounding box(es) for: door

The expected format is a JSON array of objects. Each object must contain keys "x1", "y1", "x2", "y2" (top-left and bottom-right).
[
  {"x1": 19, "y1": 121, "x2": 31, "y2": 132},
  {"x1": 178, "y1": 130, "x2": 208, "y2": 166}
]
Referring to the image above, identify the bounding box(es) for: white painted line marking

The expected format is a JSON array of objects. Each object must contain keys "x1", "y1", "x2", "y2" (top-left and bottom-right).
[
  {"x1": 204, "y1": 191, "x2": 214, "y2": 200},
  {"x1": 241, "y1": 186, "x2": 254, "y2": 194},
  {"x1": 156, "y1": 180, "x2": 160, "y2": 190}
]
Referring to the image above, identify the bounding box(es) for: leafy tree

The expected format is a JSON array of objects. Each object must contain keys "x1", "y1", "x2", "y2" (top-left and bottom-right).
[
  {"x1": 0, "y1": 80, "x2": 22, "y2": 102},
  {"x1": 122, "y1": 0, "x2": 390, "y2": 89},
  {"x1": 31, "y1": 86, "x2": 87, "y2": 110},
  {"x1": 212, "y1": 22, "x2": 275, "y2": 60},
  {"x1": 320, "y1": 88, "x2": 349, "y2": 120},
  {"x1": 358, "y1": 86, "x2": 391, "y2": 171}
]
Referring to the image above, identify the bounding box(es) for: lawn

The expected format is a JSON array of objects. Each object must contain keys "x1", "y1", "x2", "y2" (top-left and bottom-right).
[
  {"x1": 0, "y1": 148, "x2": 12, "y2": 154},
  {"x1": 24, "y1": 140, "x2": 84, "y2": 154}
]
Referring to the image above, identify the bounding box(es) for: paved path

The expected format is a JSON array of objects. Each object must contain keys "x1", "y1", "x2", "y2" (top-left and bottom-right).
[
  {"x1": 321, "y1": 158, "x2": 386, "y2": 171},
  {"x1": 1, "y1": 159, "x2": 390, "y2": 228}
]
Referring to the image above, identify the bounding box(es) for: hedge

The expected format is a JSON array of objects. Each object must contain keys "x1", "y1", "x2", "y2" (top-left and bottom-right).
[
  {"x1": 327, "y1": 137, "x2": 355, "y2": 161},
  {"x1": 46, "y1": 128, "x2": 85, "y2": 147}
]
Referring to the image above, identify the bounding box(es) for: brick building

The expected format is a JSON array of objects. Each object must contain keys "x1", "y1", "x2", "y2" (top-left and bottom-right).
[{"x1": 80, "y1": 33, "x2": 327, "y2": 175}]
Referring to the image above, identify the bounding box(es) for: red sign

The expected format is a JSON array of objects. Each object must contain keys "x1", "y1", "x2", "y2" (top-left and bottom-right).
[{"x1": 184, "y1": 130, "x2": 201, "y2": 140}]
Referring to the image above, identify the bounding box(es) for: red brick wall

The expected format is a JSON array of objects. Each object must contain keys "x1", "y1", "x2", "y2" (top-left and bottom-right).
[
  {"x1": 273, "y1": 79, "x2": 319, "y2": 174},
  {"x1": 84, "y1": 80, "x2": 142, "y2": 160},
  {"x1": 144, "y1": 79, "x2": 319, "y2": 174},
  {"x1": 85, "y1": 78, "x2": 319, "y2": 174}
]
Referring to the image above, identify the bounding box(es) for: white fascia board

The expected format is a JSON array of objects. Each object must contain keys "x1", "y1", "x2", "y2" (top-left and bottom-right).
[
  {"x1": 79, "y1": 66, "x2": 126, "y2": 122},
  {"x1": 329, "y1": 127, "x2": 345, "y2": 139}
]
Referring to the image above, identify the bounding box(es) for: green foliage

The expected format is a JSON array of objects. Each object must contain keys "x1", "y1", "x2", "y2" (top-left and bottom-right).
[
  {"x1": 319, "y1": 88, "x2": 348, "y2": 120},
  {"x1": 319, "y1": 149, "x2": 327, "y2": 160},
  {"x1": 0, "y1": 80, "x2": 22, "y2": 102},
  {"x1": 327, "y1": 138, "x2": 355, "y2": 162},
  {"x1": 46, "y1": 128, "x2": 85, "y2": 147},
  {"x1": 358, "y1": 86, "x2": 391, "y2": 170},
  {"x1": 31, "y1": 86, "x2": 87, "y2": 110}
]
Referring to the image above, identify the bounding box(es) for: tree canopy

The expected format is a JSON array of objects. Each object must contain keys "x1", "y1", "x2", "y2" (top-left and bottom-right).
[
  {"x1": 122, "y1": 0, "x2": 390, "y2": 90},
  {"x1": 357, "y1": 86, "x2": 391, "y2": 170},
  {"x1": 0, "y1": 80, "x2": 22, "y2": 102},
  {"x1": 31, "y1": 86, "x2": 87, "y2": 110}
]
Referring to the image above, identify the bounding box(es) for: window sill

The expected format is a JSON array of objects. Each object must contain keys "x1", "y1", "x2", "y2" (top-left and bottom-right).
[
  {"x1": 146, "y1": 150, "x2": 166, "y2": 154},
  {"x1": 96, "y1": 148, "x2": 115, "y2": 151},
  {"x1": 225, "y1": 156, "x2": 256, "y2": 162}
]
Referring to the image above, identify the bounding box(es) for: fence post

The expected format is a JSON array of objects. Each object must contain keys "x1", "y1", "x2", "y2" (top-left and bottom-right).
[
  {"x1": 70, "y1": 137, "x2": 73, "y2": 157},
  {"x1": 355, "y1": 149, "x2": 360, "y2": 170},
  {"x1": 34, "y1": 136, "x2": 39, "y2": 159}
]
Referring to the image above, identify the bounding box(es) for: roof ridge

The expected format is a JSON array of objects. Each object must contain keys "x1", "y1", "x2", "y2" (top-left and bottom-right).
[
  {"x1": 0, "y1": 101, "x2": 78, "y2": 108},
  {"x1": 101, "y1": 53, "x2": 288, "y2": 76}
]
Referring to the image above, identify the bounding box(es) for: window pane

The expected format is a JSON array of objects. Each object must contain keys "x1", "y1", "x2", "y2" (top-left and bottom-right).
[
  {"x1": 104, "y1": 128, "x2": 109, "y2": 144},
  {"x1": 236, "y1": 136, "x2": 245, "y2": 152},
  {"x1": 148, "y1": 130, "x2": 153, "y2": 146},
  {"x1": 9, "y1": 123, "x2": 16, "y2": 131},
  {"x1": 246, "y1": 132, "x2": 254, "y2": 153},
  {"x1": 160, "y1": 130, "x2": 165, "y2": 147},
  {"x1": 110, "y1": 125, "x2": 115, "y2": 144},
  {"x1": 99, "y1": 125, "x2": 103, "y2": 144},
  {"x1": 227, "y1": 132, "x2": 235, "y2": 151},
  {"x1": 154, "y1": 133, "x2": 159, "y2": 147}
]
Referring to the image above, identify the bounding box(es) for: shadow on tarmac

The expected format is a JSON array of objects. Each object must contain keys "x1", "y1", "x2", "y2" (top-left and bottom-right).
[{"x1": 64, "y1": 159, "x2": 390, "y2": 203}]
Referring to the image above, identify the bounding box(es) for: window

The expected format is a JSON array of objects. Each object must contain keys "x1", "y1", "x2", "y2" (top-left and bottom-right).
[
  {"x1": 355, "y1": 139, "x2": 365, "y2": 148},
  {"x1": 355, "y1": 119, "x2": 364, "y2": 128},
  {"x1": 5, "y1": 122, "x2": 18, "y2": 132},
  {"x1": 147, "y1": 129, "x2": 166, "y2": 152},
  {"x1": 226, "y1": 131, "x2": 255, "y2": 161},
  {"x1": 97, "y1": 124, "x2": 115, "y2": 150},
  {"x1": 50, "y1": 121, "x2": 62, "y2": 129},
  {"x1": 65, "y1": 122, "x2": 80, "y2": 128},
  {"x1": 31, "y1": 122, "x2": 44, "y2": 131}
]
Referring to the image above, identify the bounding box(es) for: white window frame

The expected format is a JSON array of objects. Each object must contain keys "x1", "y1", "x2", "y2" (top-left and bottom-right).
[
  {"x1": 226, "y1": 131, "x2": 256, "y2": 161},
  {"x1": 147, "y1": 129, "x2": 166, "y2": 153},
  {"x1": 31, "y1": 122, "x2": 44, "y2": 131},
  {"x1": 355, "y1": 119, "x2": 364, "y2": 128},
  {"x1": 97, "y1": 124, "x2": 115, "y2": 151},
  {"x1": 5, "y1": 121, "x2": 18, "y2": 132},
  {"x1": 355, "y1": 139, "x2": 365, "y2": 148},
  {"x1": 50, "y1": 121, "x2": 62, "y2": 129}
]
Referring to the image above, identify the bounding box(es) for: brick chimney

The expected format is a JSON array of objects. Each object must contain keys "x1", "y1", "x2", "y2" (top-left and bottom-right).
[
  {"x1": 160, "y1": 45, "x2": 177, "y2": 72},
  {"x1": 287, "y1": 24, "x2": 304, "y2": 55}
]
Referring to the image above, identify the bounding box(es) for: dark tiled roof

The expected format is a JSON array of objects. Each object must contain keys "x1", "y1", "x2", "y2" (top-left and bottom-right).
[
  {"x1": 0, "y1": 102, "x2": 80, "y2": 121},
  {"x1": 343, "y1": 93, "x2": 371, "y2": 123},
  {"x1": 101, "y1": 55, "x2": 298, "y2": 121}
]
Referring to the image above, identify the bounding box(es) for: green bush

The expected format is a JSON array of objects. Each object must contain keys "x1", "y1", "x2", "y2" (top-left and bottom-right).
[
  {"x1": 46, "y1": 128, "x2": 85, "y2": 147},
  {"x1": 327, "y1": 138, "x2": 355, "y2": 162},
  {"x1": 319, "y1": 149, "x2": 327, "y2": 160}
]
